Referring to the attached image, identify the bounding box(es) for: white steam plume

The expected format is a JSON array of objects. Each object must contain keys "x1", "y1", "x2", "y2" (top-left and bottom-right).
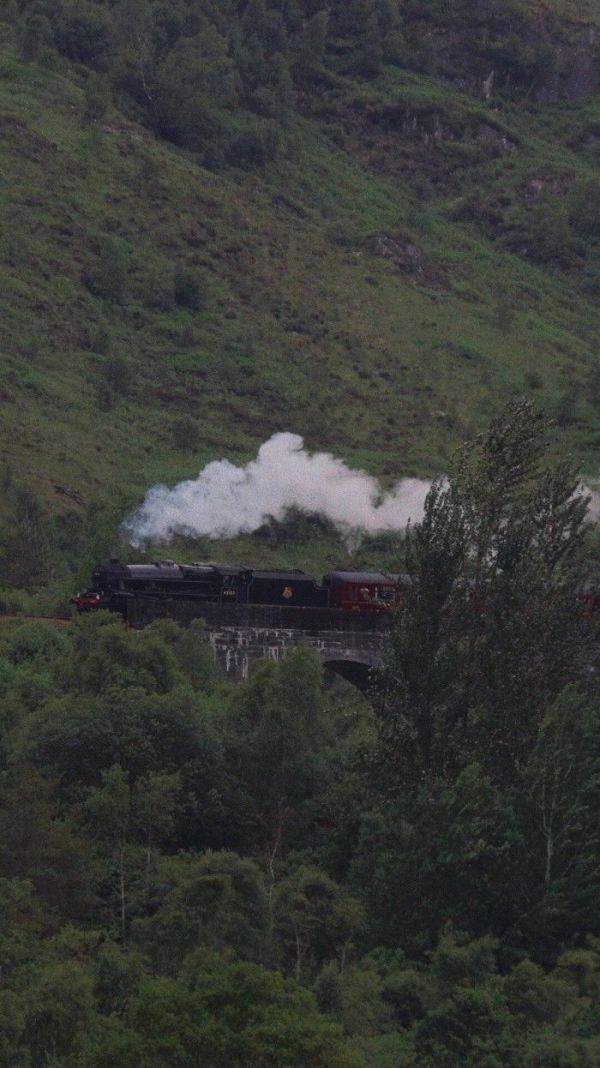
[
  {"x1": 123, "y1": 432, "x2": 432, "y2": 548},
  {"x1": 582, "y1": 480, "x2": 600, "y2": 522}
]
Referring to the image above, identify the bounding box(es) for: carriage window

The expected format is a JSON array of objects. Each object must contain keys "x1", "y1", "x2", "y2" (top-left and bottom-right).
[{"x1": 378, "y1": 587, "x2": 394, "y2": 603}]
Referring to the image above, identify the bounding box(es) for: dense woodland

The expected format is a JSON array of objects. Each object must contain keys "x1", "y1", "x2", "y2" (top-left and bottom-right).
[
  {"x1": 0, "y1": 403, "x2": 598, "y2": 1065},
  {"x1": 10, "y1": 0, "x2": 600, "y2": 177}
]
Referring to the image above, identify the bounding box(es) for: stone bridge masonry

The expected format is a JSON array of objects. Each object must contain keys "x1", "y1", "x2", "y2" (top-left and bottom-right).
[{"x1": 128, "y1": 600, "x2": 391, "y2": 691}]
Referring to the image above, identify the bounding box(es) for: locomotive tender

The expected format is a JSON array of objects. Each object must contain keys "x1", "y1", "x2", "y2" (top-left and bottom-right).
[{"x1": 73, "y1": 560, "x2": 398, "y2": 618}]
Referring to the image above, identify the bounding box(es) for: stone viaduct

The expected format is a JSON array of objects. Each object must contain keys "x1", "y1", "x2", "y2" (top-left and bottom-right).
[{"x1": 128, "y1": 599, "x2": 391, "y2": 690}]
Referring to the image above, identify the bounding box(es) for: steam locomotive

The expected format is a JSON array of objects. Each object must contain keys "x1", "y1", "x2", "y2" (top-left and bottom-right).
[{"x1": 72, "y1": 560, "x2": 399, "y2": 617}]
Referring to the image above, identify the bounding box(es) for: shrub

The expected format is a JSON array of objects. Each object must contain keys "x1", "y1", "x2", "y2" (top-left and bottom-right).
[
  {"x1": 82, "y1": 74, "x2": 111, "y2": 126},
  {"x1": 55, "y1": 2, "x2": 114, "y2": 69},
  {"x1": 174, "y1": 266, "x2": 204, "y2": 311},
  {"x1": 554, "y1": 385, "x2": 581, "y2": 428},
  {"x1": 171, "y1": 417, "x2": 200, "y2": 451},
  {"x1": 101, "y1": 356, "x2": 131, "y2": 396},
  {"x1": 226, "y1": 123, "x2": 280, "y2": 167},
  {"x1": 504, "y1": 203, "x2": 584, "y2": 269},
  {"x1": 90, "y1": 323, "x2": 112, "y2": 355},
  {"x1": 20, "y1": 12, "x2": 52, "y2": 63},
  {"x1": 524, "y1": 369, "x2": 543, "y2": 390},
  {"x1": 326, "y1": 219, "x2": 366, "y2": 249},
  {"x1": 86, "y1": 237, "x2": 130, "y2": 303},
  {"x1": 569, "y1": 179, "x2": 600, "y2": 240},
  {"x1": 485, "y1": 36, "x2": 556, "y2": 91},
  {"x1": 0, "y1": 2, "x2": 18, "y2": 28},
  {"x1": 587, "y1": 362, "x2": 600, "y2": 408},
  {"x1": 134, "y1": 266, "x2": 175, "y2": 312}
]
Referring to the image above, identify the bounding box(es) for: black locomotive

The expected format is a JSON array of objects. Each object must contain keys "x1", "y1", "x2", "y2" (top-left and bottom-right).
[{"x1": 73, "y1": 559, "x2": 398, "y2": 616}]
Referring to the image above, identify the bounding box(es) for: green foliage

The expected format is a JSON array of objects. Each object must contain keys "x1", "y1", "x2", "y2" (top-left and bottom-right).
[
  {"x1": 173, "y1": 264, "x2": 204, "y2": 310},
  {"x1": 82, "y1": 73, "x2": 111, "y2": 125},
  {"x1": 134, "y1": 261, "x2": 175, "y2": 311},
  {"x1": 521, "y1": 686, "x2": 600, "y2": 944},
  {"x1": 19, "y1": 10, "x2": 51, "y2": 63},
  {"x1": 376, "y1": 401, "x2": 592, "y2": 790},
  {"x1": 152, "y1": 28, "x2": 239, "y2": 151},
  {"x1": 54, "y1": 1, "x2": 114, "y2": 69},
  {"x1": 171, "y1": 416, "x2": 200, "y2": 451},
  {"x1": 172, "y1": 618, "x2": 217, "y2": 690},
  {"x1": 274, "y1": 864, "x2": 364, "y2": 979},
  {"x1": 0, "y1": 767, "x2": 91, "y2": 919},
  {"x1": 352, "y1": 765, "x2": 523, "y2": 951},
  {"x1": 21, "y1": 960, "x2": 96, "y2": 1065},
  {"x1": 504, "y1": 201, "x2": 585, "y2": 268},
  {"x1": 0, "y1": 483, "x2": 54, "y2": 588},
  {"x1": 226, "y1": 120, "x2": 281, "y2": 167},
  {"x1": 3, "y1": 0, "x2": 600, "y2": 526},
  {"x1": 99, "y1": 354, "x2": 131, "y2": 404},
  {"x1": 412, "y1": 986, "x2": 511, "y2": 1066},
  {"x1": 231, "y1": 648, "x2": 328, "y2": 865},
  {"x1": 0, "y1": 549, "x2": 597, "y2": 1063},
  {"x1": 484, "y1": 35, "x2": 557, "y2": 91},
  {"x1": 86, "y1": 236, "x2": 130, "y2": 303},
  {"x1": 134, "y1": 851, "x2": 269, "y2": 973},
  {"x1": 569, "y1": 179, "x2": 600, "y2": 240}
]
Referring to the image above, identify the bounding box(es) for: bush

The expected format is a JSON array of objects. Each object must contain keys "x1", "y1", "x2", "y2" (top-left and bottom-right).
[
  {"x1": 20, "y1": 12, "x2": 54, "y2": 63},
  {"x1": 569, "y1": 179, "x2": 600, "y2": 240},
  {"x1": 86, "y1": 237, "x2": 130, "y2": 303},
  {"x1": 226, "y1": 123, "x2": 280, "y2": 167},
  {"x1": 101, "y1": 357, "x2": 131, "y2": 396},
  {"x1": 554, "y1": 386, "x2": 581, "y2": 428},
  {"x1": 485, "y1": 35, "x2": 556, "y2": 91},
  {"x1": 171, "y1": 417, "x2": 200, "y2": 451},
  {"x1": 134, "y1": 266, "x2": 175, "y2": 312},
  {"x1": 587, "y1": 362, "x2": 600, "y2": 408},
  {"x1": 504, "y1": 203, "x2": 584, "y2": 268},
  {"x1": 326, "y1": 220, "x2": 366, "y2": 249},
  {"x1": 90, "y1": 324, "x2": 112, "y2": 355},
  {"x1": 524, "y1": 369, "x2": 543, "y2": 390},
  {"x1": 82, "y1": 74, "x2": 111, "y2": 126},
  {"x1": 55, "y1": 2, "x2": 114, "y2": 69},
  {"x1": 174, "y1": 266, "x2": 204, "y2": 311}
]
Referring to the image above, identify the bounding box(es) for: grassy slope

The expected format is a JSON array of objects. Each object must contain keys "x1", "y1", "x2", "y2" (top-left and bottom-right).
[{"x1": 1, "y1": 14, "x2": 600, "y2": 567}]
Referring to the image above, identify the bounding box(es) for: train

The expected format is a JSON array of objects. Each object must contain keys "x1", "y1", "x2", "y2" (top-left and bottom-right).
[
  {"x1": 72, "y1": 559, "x2": 400, "y2": 617},
  {"x1": 72, "y1": 561, "x2": 600, "y2": 625}
]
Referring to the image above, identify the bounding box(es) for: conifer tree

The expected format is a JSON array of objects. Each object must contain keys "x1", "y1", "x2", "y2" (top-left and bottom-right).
[{"x1": 376, "y1": 400, "x2": 595, "y2": 791}]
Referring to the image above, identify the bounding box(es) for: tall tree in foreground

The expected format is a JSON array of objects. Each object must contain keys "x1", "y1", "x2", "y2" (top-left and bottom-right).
[
  {"x1": 232, "y1": 648, "x2": 327, "y2": 886},
  {"x1": 357, "y1": 401, "x2": 600, "y2": 954},
  {"x1": 376, "y1": 399, "x2": 595, "y2": 793}
]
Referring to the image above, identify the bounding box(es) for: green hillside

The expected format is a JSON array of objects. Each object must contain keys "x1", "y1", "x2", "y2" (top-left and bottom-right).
[{"x1": 1, "y1": 0, "x2": 600, "y2": 590}]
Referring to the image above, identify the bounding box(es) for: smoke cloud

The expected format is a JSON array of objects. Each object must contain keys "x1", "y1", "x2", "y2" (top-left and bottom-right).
[
  {"x1": 582, "y1": 480, "x2": 600, "y2": 522},
  {"x1": 124, "y1": 432, "x2": 432, "y2": 548}
]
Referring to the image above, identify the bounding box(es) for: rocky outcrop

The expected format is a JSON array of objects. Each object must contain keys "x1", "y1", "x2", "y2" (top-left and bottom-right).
[{"x1": 373, "y1": 233, "x2": 450, "y2": 289}]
